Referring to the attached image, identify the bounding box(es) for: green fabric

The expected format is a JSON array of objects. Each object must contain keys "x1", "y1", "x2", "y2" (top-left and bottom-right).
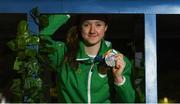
[
  {"x1": 114, "y1": 57, "x2": 135, "y2": 102},
  {"x1": 48, "y1": 39, "x2": 135, "y2": 103},
  {"x1": 40, "y1": 14, "x2": 70, "y2": 36}
]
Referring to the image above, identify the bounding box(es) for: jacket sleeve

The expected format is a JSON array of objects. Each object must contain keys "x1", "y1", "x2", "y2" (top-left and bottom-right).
[
  {"x1": 40, "y1": 14, "x2": 69, "y2": 70},
  {"x1": 48, "y1": 38, "x2": 66, "y2": 71},
  {"x1": 113, "y1": 56, "x2": 135, "y2": 102},
  {"x1": 40, "y1": 14, "x2": 70, "y2": 36},
  {"x1": 41, "y1": 35, "x2": 65, "y2": 71}
]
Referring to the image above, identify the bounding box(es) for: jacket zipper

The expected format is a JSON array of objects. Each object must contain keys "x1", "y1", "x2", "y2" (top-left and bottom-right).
[{"x1": 87, "y1": 63, "x2": 94, "y2": 104}]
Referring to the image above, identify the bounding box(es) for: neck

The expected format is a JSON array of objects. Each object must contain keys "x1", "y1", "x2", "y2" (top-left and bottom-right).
[{"x1": 84, "y1": 42, "x2": 101, "y2": 56}]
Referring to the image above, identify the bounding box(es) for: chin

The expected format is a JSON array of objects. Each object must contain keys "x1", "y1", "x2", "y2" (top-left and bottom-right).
[{"x1": 86, "y1": 40, "x2": 100, "y2": 46}]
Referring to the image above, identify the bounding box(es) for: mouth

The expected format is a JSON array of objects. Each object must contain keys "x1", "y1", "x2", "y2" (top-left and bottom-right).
[{"x1": 88, "y1": 34, "x2": 98, "y2": 37}]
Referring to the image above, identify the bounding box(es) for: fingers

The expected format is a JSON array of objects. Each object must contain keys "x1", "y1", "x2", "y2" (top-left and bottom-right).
[
  {"x1": 114, "y1": 54, "x2": 126, "y2": 69},
  {"x1": 112, "y1": 53, "x2": 126, "y2": 78}
]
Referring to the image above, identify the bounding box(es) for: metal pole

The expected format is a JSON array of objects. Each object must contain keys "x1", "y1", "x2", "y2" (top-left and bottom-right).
[{"x1": 145, "y1": 14, "x2": 157, "y2": 103}]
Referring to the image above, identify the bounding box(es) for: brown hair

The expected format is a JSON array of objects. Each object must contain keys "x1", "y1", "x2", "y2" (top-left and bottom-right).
[
  {"x1": 63, "y1": 14, "x2": 110, "y2": 73},
  {"x1": 64, "y1": 26, "x2": 80, "y2": 70}
]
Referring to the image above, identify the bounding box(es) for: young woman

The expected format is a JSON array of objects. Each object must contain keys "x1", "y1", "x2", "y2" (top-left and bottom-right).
[{"x1": 48, "y1": 14, "x2": 135, "y2": 103}]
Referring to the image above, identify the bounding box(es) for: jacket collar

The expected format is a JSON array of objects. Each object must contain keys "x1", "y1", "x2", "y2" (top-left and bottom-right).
[{"x1": 76, "y1": 39, "x2": 112, "y2": 64}]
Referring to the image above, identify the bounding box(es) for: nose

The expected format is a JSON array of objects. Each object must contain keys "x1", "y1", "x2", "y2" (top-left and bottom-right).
[{"x1": 90, "y1": 25, "x2": 95, "y2": 34}]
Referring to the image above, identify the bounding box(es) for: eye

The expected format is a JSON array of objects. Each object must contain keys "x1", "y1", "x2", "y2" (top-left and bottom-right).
[
  {"x1": 83, "y1": 24, "x2": 89, "y2": 27},
  {"x1": 96, "y1": 23, "x2": 103, "y2": 27},
  {"x1": 82, "y1": 22, "x2": 90, "y2": 27},
  {"x1": 95, "y1": 21, "x2": 105, "y2": 27}
]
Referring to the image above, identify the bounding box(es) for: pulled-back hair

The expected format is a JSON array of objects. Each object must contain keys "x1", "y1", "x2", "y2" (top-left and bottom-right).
[
  {"x1": 64, "y1": 14, "x2": 109, "y2": 72},
  {"x1": 64, "y1": 26, "x2": 80, "y2": 69}
]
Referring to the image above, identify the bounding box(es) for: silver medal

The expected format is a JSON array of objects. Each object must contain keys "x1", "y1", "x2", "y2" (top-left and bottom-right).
[{"x1": 104, "y1": 49, "x2": 118, "y2": 67}]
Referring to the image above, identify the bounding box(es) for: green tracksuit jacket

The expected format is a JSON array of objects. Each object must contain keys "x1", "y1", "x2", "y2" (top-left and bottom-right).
[{"x1": 48, "y1": 38, "x2": 135, "y2": 103}]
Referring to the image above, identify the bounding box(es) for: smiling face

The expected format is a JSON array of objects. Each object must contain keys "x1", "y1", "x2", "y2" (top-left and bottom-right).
[{"x1": 80, "y1": 20, "x2": 108, "y2": 46}]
